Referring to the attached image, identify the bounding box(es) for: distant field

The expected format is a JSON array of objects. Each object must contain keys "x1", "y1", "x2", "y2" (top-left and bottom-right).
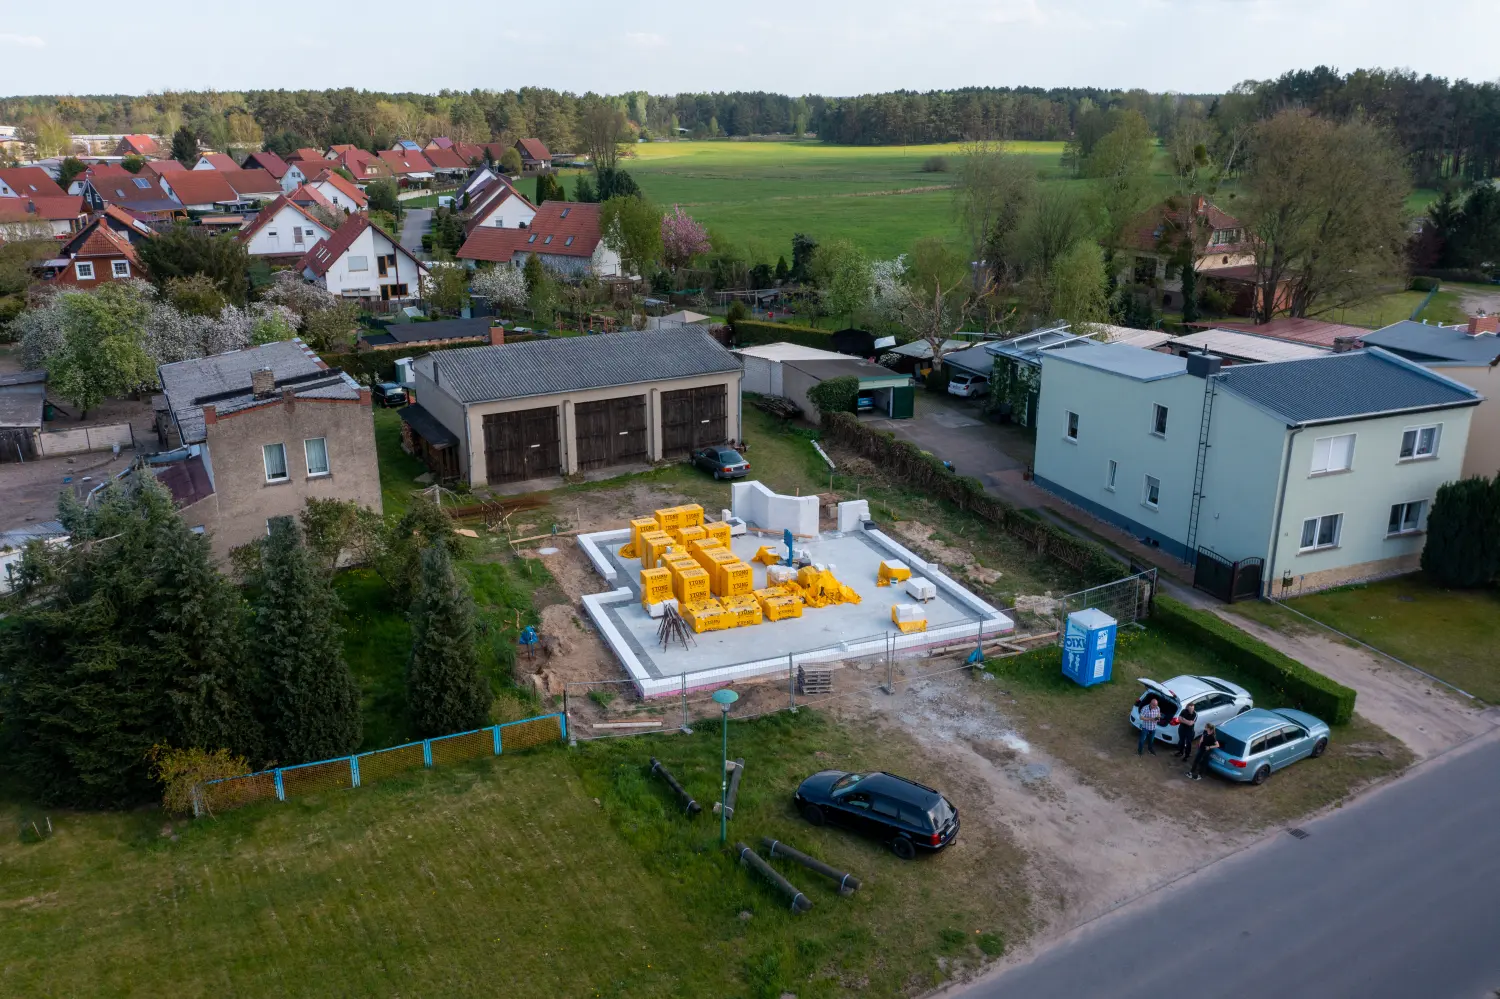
[{"x1": 603, "y1": 139, "x2": 1073, "y2": 259}]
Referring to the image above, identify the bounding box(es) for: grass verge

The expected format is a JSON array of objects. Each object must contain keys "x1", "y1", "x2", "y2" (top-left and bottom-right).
[
  {"x1": 371, "y1": 406, "x2": 431, "y2": 519},
  {"x1": 0, "y1": 711, "x2": 1031, "y2": 998},
  {"x1": 983, "y1": 625, "x2": 1410, "y2": 829}
]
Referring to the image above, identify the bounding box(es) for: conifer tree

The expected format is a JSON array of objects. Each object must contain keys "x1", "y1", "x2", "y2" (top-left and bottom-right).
[
  {"x1": 250, "y1": 517, "x2": 361, "y2": 764},
  {"x1": 1421, "y1": 475, "x2": 1500, "y2": 588},
  {"x1": 406, "y1": 544, "x2": 491, "y2": 737}
]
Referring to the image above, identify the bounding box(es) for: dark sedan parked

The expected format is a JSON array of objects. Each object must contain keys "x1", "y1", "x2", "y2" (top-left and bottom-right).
[
  {"x1": 372, "y1": 382, "x2": 408, "y2": 408},
  {"x1": 794, "y1": 770, "x2": 958, "y2": 859},
  {"x1": 691, "y1": 446, "x2": 750, "y2": 480}
]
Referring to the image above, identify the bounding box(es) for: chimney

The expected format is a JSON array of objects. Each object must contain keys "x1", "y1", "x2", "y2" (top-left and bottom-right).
[
  {"x1": 250, "y1": 367, "x2": 275, "y2": 398},
  {"x1": 1466, "y1": 312, "x2": 1499, "y2": 336},
  {"x1": 1332, "y1": 336, "x2": 1362, "y2": 353},
  {"x1": 1185, "y1": 350, "x2": 1223, "y2": 379},
  {"x1": 488, "y1": 322, "x2": 505, "y2": 347}
]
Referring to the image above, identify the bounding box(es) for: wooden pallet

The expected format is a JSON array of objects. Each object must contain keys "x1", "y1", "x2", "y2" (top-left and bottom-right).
[{"x1": 797, "y1": 666, "x2": 834, "y2": 695}]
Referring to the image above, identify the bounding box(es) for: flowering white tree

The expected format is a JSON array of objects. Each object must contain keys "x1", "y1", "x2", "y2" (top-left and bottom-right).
[
  {"x1": 262, "y1": 271, "x2": 337, "y2": 324},
  {"x1": 471, "y1": 265, "x2": 528, "y2": 311},
  {"x1": 868, "y1": 255, "x2": 909, "y2": 324}
]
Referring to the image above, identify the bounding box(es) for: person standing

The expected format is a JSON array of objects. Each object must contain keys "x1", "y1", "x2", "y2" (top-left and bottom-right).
[
  {"x1": 1190, "y1": 723, "x2": 1220, "y2": 780},
  {"x1": 1137, "y1": 697, "x2": 1161, "y2": 756},
  {"x1": 1175, "y1": 702, "x2": 1199, "y2": 760}
]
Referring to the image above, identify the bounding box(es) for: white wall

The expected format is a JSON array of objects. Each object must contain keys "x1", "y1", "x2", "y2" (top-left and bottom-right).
[
  {"x1": 311, "y1": 180, "x2": 360, "y2": 212},
  {"x1": 244, "y1": 205, "x2": 331, "y2": 257},
  {"x1": 281, "y1": 164, "x2": 306, "y2": 194},
  {"x1": 477, "y1": 193, "x2": 535, "y2": 229},
  {"x1": 731, "y1": 480, "x2": 819, "y2": 537},
  {"x1": 321, "y1": 226, "x2": 428, "y2": 299}
]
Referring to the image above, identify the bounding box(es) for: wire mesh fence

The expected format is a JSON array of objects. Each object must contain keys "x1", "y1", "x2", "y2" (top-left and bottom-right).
[
  {"x1": 564, "y1": 619, "x2": 1060, "y2": 741},
  {"x1": 193, "y1": 713, "x2": 566, "y2": 816},
  {"x1": 1053, "y1": 568, "x2": 1157, "y2": 643}
]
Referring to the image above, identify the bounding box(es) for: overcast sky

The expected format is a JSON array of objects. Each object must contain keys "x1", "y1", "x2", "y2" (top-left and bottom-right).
[{"x1": 2, "y1": 0, "x2": 1495, "y2": 98}]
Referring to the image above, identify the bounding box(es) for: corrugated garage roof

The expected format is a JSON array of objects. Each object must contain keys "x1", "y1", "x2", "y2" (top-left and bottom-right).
[{"x1": 427, "y1": 327, "x2": 740, "y2": 404}]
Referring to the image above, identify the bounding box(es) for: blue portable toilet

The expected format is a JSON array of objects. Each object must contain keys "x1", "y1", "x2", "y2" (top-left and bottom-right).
[{"x1": 1062, "y1": 608, "x2": 1117, "y2": 687}]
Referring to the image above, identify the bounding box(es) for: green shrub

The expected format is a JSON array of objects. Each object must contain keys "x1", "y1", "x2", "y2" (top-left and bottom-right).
[
  {"x1": 1408, "y1": 276, "x2": 1439, "y2": 292},
  {"x1": 1421, "y1": 475, "x2": 1500, "y2": 588},
  {"x1": 921, "y1": 156, "x2": 949, "y2": 173},
  {"x1": 1149, "y1": 596, "x2": 1357, "y2": 724},
  {"x1": 807, "y1": 375, "x2": 859, "y2": 416},
  {"x1": 732, "y1": 319, "x2": 833, "y2": 350}
]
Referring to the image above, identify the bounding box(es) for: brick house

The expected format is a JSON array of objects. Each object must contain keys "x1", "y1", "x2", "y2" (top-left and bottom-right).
[
  {"x1": 154, "y1": 339, "x2": 382, "y2": 557},
  {"x1": 514, "y1": 138, "x2": 551, "y2": 171},
  {"x1": 456, "y1": 200, "x2": 621, "y2": 279},
  {"x1": 48, "y1": 224, "x2": 142, "y2": 286},
  {"x1": 1117, "y1": 196, "x2": 1256, "y2": 312}
]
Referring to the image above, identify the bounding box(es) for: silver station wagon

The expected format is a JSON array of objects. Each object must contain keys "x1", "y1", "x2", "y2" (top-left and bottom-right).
[{"x1": 1207, "y1": 708, "x2": 1331, "y2": 785}]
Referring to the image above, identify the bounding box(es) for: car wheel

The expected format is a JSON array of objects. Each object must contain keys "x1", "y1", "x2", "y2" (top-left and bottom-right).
[
  {"x1": 1251, "y1": 764, "x2": 1271, "y2": 786},
  {"x1": 801, "y1": 803, "x2": 825, "y2": 827},
  {"x1": 1311, "y1": 737, "x2": 1328, "y2": 758},
  {"x1": 891, "y1": 837, "x2": 917, "y2": 861},
  {"x1": 713, "y1": 471, "x2": 722, "y2": 480}
]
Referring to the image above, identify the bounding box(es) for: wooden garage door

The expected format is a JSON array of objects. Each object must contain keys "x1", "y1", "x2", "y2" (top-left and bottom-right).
[
  {"x1": 482, "y1": 406, "x2": 560, "y2": 483},
  {"x1": 661, "y1": 385, "x2": 727, "y2": 458},
  {"x1": 575, "y1": 395, "x2": 648, "y2": 470}
]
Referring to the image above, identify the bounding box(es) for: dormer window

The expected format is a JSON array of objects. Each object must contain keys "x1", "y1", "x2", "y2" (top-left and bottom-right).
[
  {"x1": 527, "y1": 234, "x2": 536, "y2": 243},
  {"x1": 564, "y1": 236, "x2": 574, "y2": 246},
  {"x1": 543, "y1": 235, "x2": 552, "y2": 245},
  {"x1": 559, "y1": 207, "x2": 570, "y2": 218}
]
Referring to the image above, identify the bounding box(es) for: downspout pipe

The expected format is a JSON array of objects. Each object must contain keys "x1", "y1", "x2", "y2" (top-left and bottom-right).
[{"x1": 1264, "y1": 426, "x2": 1304, "y2": 598}]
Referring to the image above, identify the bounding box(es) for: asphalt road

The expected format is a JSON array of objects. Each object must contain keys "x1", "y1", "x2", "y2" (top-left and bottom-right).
[{"x1": 962, "y1": 731, "x2": 1500, "y2": 999}]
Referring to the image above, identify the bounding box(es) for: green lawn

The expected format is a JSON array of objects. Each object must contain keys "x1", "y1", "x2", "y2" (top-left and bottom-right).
[
  {"x1": 371, "y1": 406, "x2": 430, "y2": 519},
  {"x1": 1231, "y1": 576, "x2": 1500, "y2": 703},
  {"x1": 610, "y1": 140, "x2": 1080, "y2": 259},
  {"x1": 1320, "y1": 290, "x2": 1427, "y2": 329},
  {"x1": 0, "y1": 710, "x2": 1032, "y2": 998},
  {"x1": 984, "y1": 626, "x2": 1411, "y2": 825}
]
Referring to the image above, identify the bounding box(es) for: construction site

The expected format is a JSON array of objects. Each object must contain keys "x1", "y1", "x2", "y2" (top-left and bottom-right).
[{"x1": 578, "y1": 480, "x2": 1015, "y2": 696}]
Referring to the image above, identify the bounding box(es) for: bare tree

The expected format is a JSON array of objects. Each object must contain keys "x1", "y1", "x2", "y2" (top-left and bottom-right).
[
  {"x1": 579, "y1": 98, "x2": 629, "y2": 172},
  {"x1": 952, "y1": 141, "x2": 1036, "y2": 290},
  {"x1": 892, "y1": 239, "x2": 994, "y2": 371}
]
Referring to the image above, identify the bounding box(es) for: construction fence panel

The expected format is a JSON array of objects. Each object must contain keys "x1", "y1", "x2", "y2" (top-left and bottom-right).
[
  {"x1": 1054, "y1": 569, "x2": 1157, "y2": 643},
  {"x1": 193, "y1": 712, "x2": 567, "y2": 817}
]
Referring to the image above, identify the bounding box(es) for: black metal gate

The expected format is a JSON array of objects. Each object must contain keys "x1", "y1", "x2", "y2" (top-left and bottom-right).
[
  {"x1": 661, "y1": 385, "x2": 727, "y2": 458},
  {"x1": 575, "y1": 395, "x2": 647, "y2": 470},
  {"x1": 482, "y1": 406, "x2": 560, "y2": 483},
  {"x1": 1193, "y1": 548, "x2": 1264, "y2": 603}
]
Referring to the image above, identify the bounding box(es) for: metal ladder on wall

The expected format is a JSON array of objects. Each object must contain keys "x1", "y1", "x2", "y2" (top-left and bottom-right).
[{"x1": 1183, "y1": 378, "x2": 1218, "y2": 560}]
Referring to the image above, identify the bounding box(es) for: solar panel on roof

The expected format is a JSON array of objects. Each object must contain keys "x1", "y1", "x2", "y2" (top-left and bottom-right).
[{"x1": 133, "y1": 178, "x2": 150, "y2": 188}]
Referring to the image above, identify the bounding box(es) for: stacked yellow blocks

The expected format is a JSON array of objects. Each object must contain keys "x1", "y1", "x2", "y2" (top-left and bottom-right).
[
  {"x1": 876, "y1": 559, "x2": 911, "y2": 588},
  {"x1": 791, "y1": 565, "x2": 863, "y2": 609},
  {"x1": 754, "y1": 585, "x2": 805, "y2": 621}
]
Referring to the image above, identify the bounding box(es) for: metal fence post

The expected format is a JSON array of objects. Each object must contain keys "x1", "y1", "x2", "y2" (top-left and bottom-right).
[
  {"x1": 680, "y1": 673, "x2": 692, "y2": 734},
  {"x1": 885, "y1": 634, "x2": 895, "y2": 695},
  {"x1": 350, "y1": 755, "x2": 361, "y2": 788},
  {"x1": 274, "y1": 769, "x2": 285, "y2": 801},
  {"x1": 493, "y1": 724, "x2": 502, "y2": 755},
  {"x1": 423, "y1": 740, "x2": 433, "y2": 767},
  {"x1": 788, "y1": 654, "x2": 797, "y2": 713}
]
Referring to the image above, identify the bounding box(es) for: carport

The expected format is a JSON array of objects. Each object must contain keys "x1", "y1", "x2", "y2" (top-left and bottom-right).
[{"x1": 780, "y1": 358, "x2": 914, "y2": 421}]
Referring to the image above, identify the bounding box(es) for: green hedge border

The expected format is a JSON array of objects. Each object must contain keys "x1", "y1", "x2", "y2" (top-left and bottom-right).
[
  {"x1": 819, "y1": 411, "x2": 1123, "y2": 585},
  {"x1": 731, "y1": 319, "x2": 836, "y2": 350},
  {"x1": 1150, "y1": 596, "x2": 1357, "y2": 724}
]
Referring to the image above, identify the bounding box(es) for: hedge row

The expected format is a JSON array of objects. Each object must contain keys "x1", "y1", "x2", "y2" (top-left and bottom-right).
[
  {"x1": 1150, "y1": 596, "x2": 1357, "y2": 725},
  {"x1": 320, "y1": 341, "x2": 487, "y2": 384},
  {"x1": 819, "y1": 411, "x2": 1123, "y2": 585},
  {"x1": 732, "y1": 319, "x2": 836, "y2": 350}
]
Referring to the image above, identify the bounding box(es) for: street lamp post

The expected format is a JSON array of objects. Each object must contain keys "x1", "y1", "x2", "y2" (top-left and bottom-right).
[{"x1": 711, "y1": 688, "x2": 739, "y2": 845}]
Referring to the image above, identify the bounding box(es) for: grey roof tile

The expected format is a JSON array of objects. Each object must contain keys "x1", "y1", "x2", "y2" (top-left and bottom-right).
[
  {"x1": 1359, "y1": 321, "x2": 1500, "y2": 365},
  {"x1": 1213, "y1": 348, "x2": 1480, "y2": 425},
  {"x1": 429, "y1": 327, "x2": 740, "y2": 404}
]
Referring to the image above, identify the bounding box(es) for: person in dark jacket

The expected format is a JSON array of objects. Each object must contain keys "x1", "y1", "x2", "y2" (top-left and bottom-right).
[
  {"x1": 1175, "y1": 702, "x2": 1198, "y2": 760},
  {"x1": 1189, "y1": 723, "x2": 1219, "y2": 781}
]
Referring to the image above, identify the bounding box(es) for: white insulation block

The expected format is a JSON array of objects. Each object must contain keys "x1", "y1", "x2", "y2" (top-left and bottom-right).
[{"x1": 905, "y1": 577, "x2": 937, "y2": 602}]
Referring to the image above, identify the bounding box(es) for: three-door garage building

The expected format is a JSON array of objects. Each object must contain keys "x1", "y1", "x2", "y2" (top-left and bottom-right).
[{"x1": 405, "y1": 327, "x2": 743, "y2": 487}]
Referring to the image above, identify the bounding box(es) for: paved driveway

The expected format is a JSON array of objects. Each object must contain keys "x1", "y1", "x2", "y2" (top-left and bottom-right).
[
  {"x1": 399, "y1": 208, "x2": 432, "y2": 256},
  {"x1": 865, "y1": 393, "x2": 1029, "y2": 492}
]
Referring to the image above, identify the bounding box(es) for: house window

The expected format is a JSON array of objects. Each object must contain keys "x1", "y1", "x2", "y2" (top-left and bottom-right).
[
  {"x1": 1387, "y1": 501, "x2": 1425, "y2": 536},
  {"x1": 1299, "y1": 513, "x2": 1342, "y2": 551},
  {"x1": 267, "y1": 230, "x2": 279, "y2": 246},
  {"x1": 543, "y1": 235, "x2": 553, "y2": 245},
  {"x1": 263, "y1": 443, "x2": 289, "y2": 482},
  {"x1": 1399, "y1": 425, "x2": 1440, "y2": 461},
  {"x1": 305, "y1": 228, "x2": 316, "y2": 238},
  {"x1": 377, "y1": 256, "x2": 388, "y2": 277},
  {"x1": 1310, "y1": 433, "x2": 1355, "y2": 475},
  {"x1": 1151, "y1": 403, "x2": 1168, "y2": 437},
  {"x1": 74, "y1": 261, "x2": 95, "y2": 280},
  {"x1": 1065, "y1": 411, "x2": 1079, "y2": 441},
  {"x1": 527, "y1": 233, "x2": 537, "y2": 243},
  {"x1": 560, "y1": 207, "x2": 570, "y2": 218},
  {"x1": 564, "y1": 235, "x2": 574, "y2": 246},
  {"x1": 349, "y1": 255, "x2": 368, "y2": 271},
  {"x1": 1106, "y1": 459, "x2": 1118, "y2": 491},
  {"x1": 132, "y1": 177, "x2": 150, "y2": 189},
  {"x1": 294, "y1": 227, "x2": 304, "y2": 245},
  {"x1": 304, "y1": 437, "x2": 330, "y2": 477},
  {"x1": 111, "y1": 260, "x2": 130, "y2": 278},
  {"x1": 1143, "y1": 475, "x2": 1161, "y2": 509}
]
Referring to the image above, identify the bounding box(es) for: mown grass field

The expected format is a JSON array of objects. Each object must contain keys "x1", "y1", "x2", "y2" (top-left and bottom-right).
[
  {"x1": 0, "y1": 711, "x2": 1032, "y2": 999},
  {"x1": 1227, "y1": 576, "x2": 1500, "y2": 704}
]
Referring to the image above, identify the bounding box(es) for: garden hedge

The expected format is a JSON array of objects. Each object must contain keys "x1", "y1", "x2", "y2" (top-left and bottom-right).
[
  {"x1": 819, "y1": 411, "x2": 1123, "y2": 585},
  {"x1": 1150, "y1": 596, "x2": 1357, "y2": 725},
  {"x1": 731, "y1": 319, "x2": 835, "y2": 350}
]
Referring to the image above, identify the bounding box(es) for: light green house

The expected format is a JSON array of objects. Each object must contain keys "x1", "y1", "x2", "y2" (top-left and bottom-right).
[{"x1": 1033, "y1": 344, "x2": 1481, "y2": 596}]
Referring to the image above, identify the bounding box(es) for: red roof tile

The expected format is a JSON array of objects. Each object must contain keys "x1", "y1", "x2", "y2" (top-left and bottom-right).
[
  {"x1": 463, "y1": 180, "x2": 535, "y2": 234},
  {"x1": 237, "y1": 194, "x2": 325, "y2": 244},
  {"x1": 1185, "y1": 317, "x2": 1369, "y2": 349},
  {"x1": 326, "y1": 144, "x2": 358, "y2": 156},
  {"x1": 73, "y1": 224, "x2": 139, "y2": 263},
  {"x1": 426, "y1": 137, "x2": 454, "y2": 150},
  {"x1": 196, "y1": 153, "x2": 239, "y2": 171},
  {"x1": 87, "y1": 163, "x2": 133, "y2": 181},
  {"x1": 143, "y1": 159, "x2": 187, "y2": 179},
  {"x1": 242, "y1": 151, "x2": 289, "y2": 179},
  {"x1": 458, "y1": 200, "x2": 601, "y2": 262},
  {"x1": 119, "y1": 134, "x2": 160, "y2": 156},
  {"x1": 515, "y1": 138, "x2": 550, "y2": 162},
  {"x1": 454, "y1": 143, "x2": 487, "y2": 165},
  {"x1": 0, "y1": 168, "x2": 66, "y2": 198},
  {"x1": 309, "y1": 169, "x2": 368, "y2": 209},
  {"x1": 289, "y1": 148, "x2": 325, "y2": 162},
  {"x1": 165, "y1": 170, "x2": 238, "y2": 205},
  {"x1": 421, "y1": 146, "x2": 467, "y2": 170},
  {"x1": 220, "y1": 168, "x2": 281, "y2": 196},
  {"x1": 376, "y1": 150, "x2": 435, "y2": 176},
  {"x1": 1123, "y1": 196, "x2": 1247, "y2": 255},
  {"x1": 287, "y1": 183, "x2": 334, "y2": 208}
]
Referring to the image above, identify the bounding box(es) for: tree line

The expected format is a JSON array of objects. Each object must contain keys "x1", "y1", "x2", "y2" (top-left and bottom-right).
[{"x1": 0, "y1": 489, "x2": 494, "y2": 810}]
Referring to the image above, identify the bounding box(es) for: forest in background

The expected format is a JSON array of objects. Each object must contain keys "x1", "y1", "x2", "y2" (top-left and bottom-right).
[{"x1": 3, "y1": 67, "x2": 1499, "y2": 186}]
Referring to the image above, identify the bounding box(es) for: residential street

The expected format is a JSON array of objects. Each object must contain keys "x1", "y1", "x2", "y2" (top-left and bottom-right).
[
  {"x1": 399, "y1": 207, "x2": 432, "y2": 257},
  {"x1": 953, "y1": 729, "x2": 1500, "y2": 999}
]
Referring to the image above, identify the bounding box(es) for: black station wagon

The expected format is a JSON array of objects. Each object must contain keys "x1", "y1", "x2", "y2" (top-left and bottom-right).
[{"x1": 793, "y1": 770, "x2": 959, "y2": 859}]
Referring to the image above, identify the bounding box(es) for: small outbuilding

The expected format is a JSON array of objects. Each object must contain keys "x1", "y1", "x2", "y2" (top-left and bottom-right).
[
  {"x1": 733, "y1": 342, "x2": 848, "y2": 396},
  {"x1": 408, "y1": 326, "x2": 743, "y2": 487},
  {"x1": 780, "y1": 357, "x2": 914, "y2": 421}
]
